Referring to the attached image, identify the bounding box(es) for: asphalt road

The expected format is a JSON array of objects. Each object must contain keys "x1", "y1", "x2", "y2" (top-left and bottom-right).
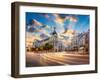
[{"x1": 26, "y1": 52, "x2": 89, "y2": 67}]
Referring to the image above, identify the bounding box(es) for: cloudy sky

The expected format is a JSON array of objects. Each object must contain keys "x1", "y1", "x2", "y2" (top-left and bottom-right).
[{"x1": 26, "y1": 12, "x2": 89, "y2": 41}]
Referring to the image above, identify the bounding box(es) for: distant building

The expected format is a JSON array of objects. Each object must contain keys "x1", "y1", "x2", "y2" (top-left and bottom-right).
[{"x1": 66, "y1": 30, "x2": 89, "y2": 53}]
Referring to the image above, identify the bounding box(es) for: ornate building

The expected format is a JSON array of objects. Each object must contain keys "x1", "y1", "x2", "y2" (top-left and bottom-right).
[{"x1": 33, "y1": 27, "x2": 66, "y2": 52}]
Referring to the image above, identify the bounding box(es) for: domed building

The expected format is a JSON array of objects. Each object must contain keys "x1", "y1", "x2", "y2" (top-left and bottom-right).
[{"x1": 33, "y1": 27, "x2": 66, "y2": 52}]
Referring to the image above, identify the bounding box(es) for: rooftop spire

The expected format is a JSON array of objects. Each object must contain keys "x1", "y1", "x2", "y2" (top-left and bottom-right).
[{"x1": 52, "y1": 27, "x2": 57, "y2": 35}]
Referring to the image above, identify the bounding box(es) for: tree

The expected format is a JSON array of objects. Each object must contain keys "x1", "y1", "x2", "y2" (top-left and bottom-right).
[{"x1": 43, "y1": 43, "x2": 53, "y2": 52}]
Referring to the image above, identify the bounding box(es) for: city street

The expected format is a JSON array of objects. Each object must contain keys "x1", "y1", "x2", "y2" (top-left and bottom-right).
[{"x1": 26, "y1": 52, "x2": 89, "y2": 67}]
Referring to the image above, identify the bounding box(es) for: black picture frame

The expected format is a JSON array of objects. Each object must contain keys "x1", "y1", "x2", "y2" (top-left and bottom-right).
[{"x1": 11, "y1": 2, "x2": 98, "y2": 78}]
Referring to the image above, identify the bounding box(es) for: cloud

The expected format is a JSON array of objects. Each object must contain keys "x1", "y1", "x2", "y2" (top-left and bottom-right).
[
  {"x1": 63, "y1": 16, "x2": 78, "y2": 33},
  {"x1": 26, "y1": 32, "x2": 42, "y2": 46},
  {"x1": 53, "y1": 14, "x2": 64, "y2": 24},
  {"x1": 53, "y1": 14, "x2": 78, "y2": 24},
  {"x1": 40, "y1": 33, "x2": 48, "y2": 39},
  {"x1": 51, "y1": 14, "x2": 65, "y2": 34},
  {"x1": 65, "y1": 16, "x2": 78, "y2": 22},
  {"x1": 43, "y1": 13, "x2": 50, "y2": 19},
  {"x1": 62, "y1": 29, "x2": 75, "y2": 38},
  {"x1": 27, "y1": 19, "x2": 44, "y2": 32},
  {"x1": 40, "y1": 29, "x2": 51, "y2": 37},
  {"x1": 53, "y1": 14, "x2": 78, "y2": 34},
  {"x1": 27, "y1": 21, "x2": 50, "y2": 33},
  {"x1": 32, "y1": 19, "x2": 43, "y2": 26}
]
